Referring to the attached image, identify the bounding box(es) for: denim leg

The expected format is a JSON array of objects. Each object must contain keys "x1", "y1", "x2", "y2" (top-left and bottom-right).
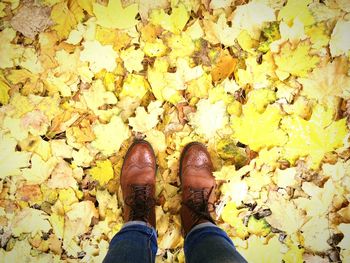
[
  {"x1": 184, "y1": 222, "x2": 247, "y2": 263},
  {"x1": 103, "y1": 221, "x2": 157, "y2": 263}
]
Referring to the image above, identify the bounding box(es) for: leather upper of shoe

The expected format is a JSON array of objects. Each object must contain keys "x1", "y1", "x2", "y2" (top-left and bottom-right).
[
  {"x1": 121, "y1": 140, "x2": 156, "y2": 228},
  {"x1": 180, "y1": 142, "x2": 216, "y2": 236}
]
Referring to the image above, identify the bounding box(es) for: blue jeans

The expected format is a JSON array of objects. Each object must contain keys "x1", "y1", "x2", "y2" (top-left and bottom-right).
[{"x1": 103, "y1": 221, "x2": 247, "y2": 263}]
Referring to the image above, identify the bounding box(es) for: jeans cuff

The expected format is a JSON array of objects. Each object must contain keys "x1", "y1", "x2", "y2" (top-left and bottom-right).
[
  {"x1": 187, "y1": 222, "x2": 217, "y2": 237},
  {"x1": 121, "y1": 221, "x2": 157, "y2": 236}
]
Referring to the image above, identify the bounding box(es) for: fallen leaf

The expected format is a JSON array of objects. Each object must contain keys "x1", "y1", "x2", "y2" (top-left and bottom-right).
[
  {"x1": 299, "y1": 57, "x2": 350, "y2": 104},
  {"x1": 278, "y1": 0, "x2": 315, "y2": 26},
  {"x1": 51, "y1": 1, "x2": 83, "y2": 39},
  {"x1": 47, "y1": 160, "x2": 77, "y2": 189},
  {"x1": 232, "y1": 1, "x2": 275, "y2": 40},
  {"x1": 91, "y1": 116, "x2": 130, "y2": 156},
  {"x1": 80, "y1": 40, "x2": 118, "y2": 73},
  {"x1": 273, "y1": 41, "x2": 319, "y2": 80},
  {"x1": 203, "y1": 13, "x2": 239, "y2": 46},
  {"x1": 0, "y1": 28, "x2": 23, "y2": 69},
  {"x1": 300, "y1": 217, "x2": 330, "y2": 252},
  {"x1": 128, "y1": 100, "x2": 164, "y2": 133},
  {"x1": 88, "y1": 159, "x2": 114, "y2": 185},
  {"x1": 11, "y1": 207, "x2": 51, "y2": 236},
  {"x1": 0, "y1": 132, "x2": 31, "y2": 179},
  {"x1": 329, "y1": 20, "x2": 350, "y2": 57},
  {"x1": 149, "y1": 3, "x2": 189, "y2": 34},
  {"x1": 93, "y1": 0, "x2": 138, "y2": 29},
  {"x1": 120, "y1": 46, "x2": 144, "y2": 72},
  {"x1": 281, "y1": 104, "x2": 348, "y2": 168},
  {"x1": 231, "y1": 103, "x2": 287, "y2": 152},
  {"x1": 266, "y1": 192, "x2": 306, "y2": 235},
  {"x1": 138, "y1": 0, "x2": 169, "y2": 21},
  {"x1": 211, "y1": 53, "x2": 237, "y2": 83},
  {"x1": 189, "y1": 99, "x2": 229, "y2": 139},
  {"x1": 239, "y1": 235, "x2": 286, "y2": 263},
  {"x1": 11, "y1": 1, "x2": 53, "y2": 39}
]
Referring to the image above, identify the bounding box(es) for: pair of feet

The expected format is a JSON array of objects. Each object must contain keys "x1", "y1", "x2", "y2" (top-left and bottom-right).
[{"x1": 120, "y1": 140, "x2": 216, "y2": 236}]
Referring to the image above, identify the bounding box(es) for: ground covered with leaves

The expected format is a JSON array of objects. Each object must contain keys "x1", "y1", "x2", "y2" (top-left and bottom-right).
[{"x1": 0, "y1": 0, "x2": 350, "y2": 262}]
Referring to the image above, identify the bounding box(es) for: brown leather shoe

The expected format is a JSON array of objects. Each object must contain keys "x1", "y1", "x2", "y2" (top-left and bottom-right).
[
  {"x1": 120, "y1": 140, "x2": 156, "y2": 228},
  {"x1": 179, "y1": 142, "x2": 216, "y2": 236}
]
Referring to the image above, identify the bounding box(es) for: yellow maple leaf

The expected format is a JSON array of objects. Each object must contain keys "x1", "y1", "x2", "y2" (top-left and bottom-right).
[
  {"x1": 0, "y1": 28, "x2": 23, "y2": 69},
  {"x1": 88, "y1": 159, "x2": 114, "y2": 185},
  {"x1": 17, "y1": 48, "x2": 43, "y2": 74},
  {"x1": 278, "y1": 0, "x2": 315, "y2": 26},
  {"x1": 93, "y1": 0, "x2": 138, "y2": 29},
  {"x1": 144, "y1": 129, "x2": 167, "y2": 154},
  {"x1": 0, "y1": 132, "x2": 31, "y2": 179},
  {"x1": 277, "y1": 18, "x2": 307, "y2": 47},
  {"x1": 281, "y1": 104, "x2": 348, "y2": 168},
  {"x1": 187, "y1": 73, "x2": 212, "y2": 99},
  {"x1": 247, "y1": 217, "x2": 271, "y2": 237},
  {"x1": 167, "y1": 33, "x2": 195, "y2": 62},
  {"x1": 149, "y1": 3, "x2": 189, "y2": 34},
  {"x1": 215, "y1": 165, "x2": 250, "y2": 205},
  {"x1": 274, "y1": 41, "x2": 319, "y2": 80},
  {"x1": 51, "y1": 1, "x2": 83, "y2": 39},
  {"x1": 236, "y1": 52, "x2": 275, "y2": 89},
  {"x1": 147, "y1": 59, "x2": 185, "y2": 104},
  {"x1": 82, "y1": 79, "x2": 117, "y2": 114},
  {"x1": 12, "y1": 208, "x2": 51, "y2": 237},
  {"x1": 203, "y1": 13, "x2": 239, "y2": 46},
  {"x1": 283, "y1": 239, "x2": 304, "y2": 263},
  {"x1": 221, "y1": 202, "x2": 249, "y2": 239},
  {"x1": 119, "y1": 74, "x2": 149, "y2": 99},
  {"x1": 120, "y1": 47, "x2": 144, "y2": 73},
  {"x1": 300, "y1": 217, "x2": 330, "y2": 252},
  {"x1": 231, "y1": 91, "x2": 287, "y2": 151},
  {"x1": 295, "y1": 180, "x2": 336, "y2": 217},
  {"x1": 305, "y1": 23, "x2": 329, "y2": 49},
  {"x1": 91, "y1": 116, "x2": 130, "y2": 156},
  {"x1": 128, "y1": 100, "x2": 164, "y2": 133},
  {"x1": 232, "y1": 1, "x2": 275, "y2": 40},
  {"x1": 266, "y1": 192, "x2": 306, "y2": 235},
  {"x1": 189, "y1": 99, "x2": 229, "y2": 139},
  {"x1": 238, "y1": 235, "x2": 286, "y2": 263},
  {"x1": 80, "y1": 40, "x2": 118, "y2": 73},
  {"x1": 299, "y1": 58, "x2": 350, "y2": 105},
  {"x1": 72, "y1": 146, "x2": 94, "y2": 167},
  {"x1": 22, "y1": 154, "x2": 58, "y2": 184}
]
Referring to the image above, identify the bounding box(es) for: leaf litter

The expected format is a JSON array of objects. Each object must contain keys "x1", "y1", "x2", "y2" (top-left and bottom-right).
[{"x1": 0, "y1": 0, "x2": 350, "y2": 262}]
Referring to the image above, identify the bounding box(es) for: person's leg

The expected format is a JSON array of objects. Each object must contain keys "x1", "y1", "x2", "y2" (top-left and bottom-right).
[
  {"x1": 179, "y1": 142, "x2": 247, "y2": 263},
  {"x1": 103, "y1": 221, "x2": 157, "y2": 263},
  {"x1": 103, "y1": 140, "x2": 157, "y2": 263},
  {"x1": 184, "y1": 222, "x2": 247, "y2": 263}
]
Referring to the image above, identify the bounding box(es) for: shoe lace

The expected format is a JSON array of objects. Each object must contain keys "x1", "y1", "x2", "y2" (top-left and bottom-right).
[
  {"x1": 182, "y1": 186, "x2": 216, "y2": 226},
  {"x1": 125, "y1": 184, "x2": 156, "y2": 222}
]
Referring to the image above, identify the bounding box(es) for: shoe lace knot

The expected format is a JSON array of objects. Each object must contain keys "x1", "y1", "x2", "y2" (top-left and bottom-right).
[
  {"x1": 125, "y1": 184, "x2": 156, "y2": 222},
  {"x1": 183, "y1": 186, "x2": 215, "y2": 225}
]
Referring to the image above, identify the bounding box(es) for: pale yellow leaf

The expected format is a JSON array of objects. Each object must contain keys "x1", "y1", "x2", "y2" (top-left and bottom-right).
[
  {"x1": 80, "y1": 40, "x2": 118, "y2": 73},
  {"x1": 91, "y1": 116, "x2": 130, "y2": 156},
  {"x1": 128, "y1": 100, "x2": 164, "y2": 133},
  {"x1": 12, "y1": 208, "x2": 51, "y2": 236},
  {"x1": 93, "y1": 0, "x2": 138, "y2": 29}
]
